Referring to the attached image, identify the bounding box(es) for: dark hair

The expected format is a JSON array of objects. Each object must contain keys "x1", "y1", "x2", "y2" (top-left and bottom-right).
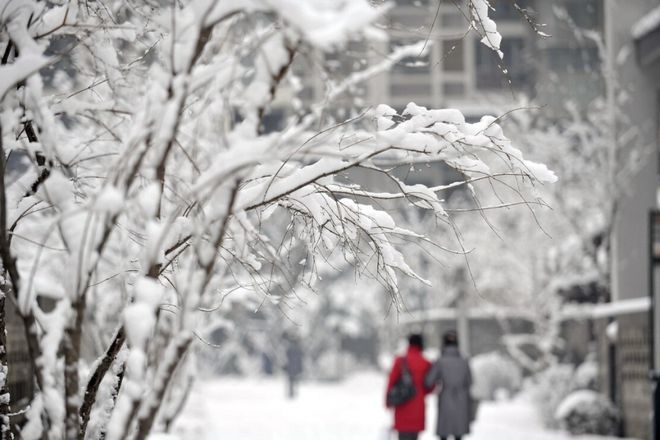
[
  {"x1": 443, "y1": 330, "x2": 458, "y2": 347},
  {"x1": 408, "y1": 333, "x2": 424, "y2": 349}
]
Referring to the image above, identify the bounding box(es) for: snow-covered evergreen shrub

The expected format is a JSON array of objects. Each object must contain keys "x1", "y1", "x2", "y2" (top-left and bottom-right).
[
  {"x1": 572, "y1": 358, "x2": 598, "y2": 391},
  {"x1": 531, "y1": 356, "x2": 603, "y2": 429},
  {"x1": 470, "y1": 351, "x2": 522, "y2": 401},
  {"x1": 531, "y1": 364, "x2": 575, "y2": 428},
  {"x1": 555, "y1": 390, "x2": 619, "y2": 436}
]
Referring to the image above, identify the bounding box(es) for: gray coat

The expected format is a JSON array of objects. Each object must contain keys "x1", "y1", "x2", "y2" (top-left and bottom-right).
[
  {"x1": 285, "y1": 342, "x2": 303, "y2": 378},
  {"x1": 424, "y1": 346, "x2": 472, "y2": 437}
]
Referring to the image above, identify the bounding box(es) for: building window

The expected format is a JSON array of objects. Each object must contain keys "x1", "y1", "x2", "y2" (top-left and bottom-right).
[
  {"x1": 488, "y1": 0, "x2": 530, "y2": 21},
  {"x1": 546, "y1": 46, "x2": 600, "y2": 72},
  {"x1": 388, "y1": 8, "x2": 430, "y2": 29},
  {"x1": 443, "y1": 39, "x2": 464, "y2": 72},
  {"x1": 390, "y1": 82, "x2": 432, "y2": 96},
  {"x1": 563, "y1": 0, "x2": 602, "y2": 30},
  {"x1": 441, "y1": 10, "x2": 466, "y2": 28},
  {"x1": 325, "y1": 40, "x2": 366, "y2": 76},
  {"x1": 261, "y1": 108, "x2": 285, "y2": 133},
  {"x1": 476, "y1": 37, "x2": 528, "y2": 89},
  {"x1": 443, "y1": 82, "x2": 465, "y2": 96}
]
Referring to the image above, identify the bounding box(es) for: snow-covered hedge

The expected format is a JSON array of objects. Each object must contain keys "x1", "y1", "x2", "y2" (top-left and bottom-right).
[
  {"x1": 555, "y1": 390, "x2": 620, "y2": 436},
  {"x1": 572, "y1": 358, "x2": 598, "y2": 391},
  {"x1": 530, "y1": 358, "x2": 611, "y2": 430},
  {"x1": 531, "y1": 364, "x2": 576, "y2": 428},
  {"x1": 470, "y1": 351, "x2": 522, "y2": 401}
]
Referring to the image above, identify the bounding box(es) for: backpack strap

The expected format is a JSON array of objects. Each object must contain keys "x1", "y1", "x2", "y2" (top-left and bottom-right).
[{"x1": 400, "y1": 356, "x2": 412, "y2": 376}]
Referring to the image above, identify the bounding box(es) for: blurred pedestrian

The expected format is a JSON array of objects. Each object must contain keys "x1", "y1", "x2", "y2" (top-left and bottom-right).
[
  {"x1": 425, "y1": 330, "x2": 473, "y2": 440},
  {"x1": 261, "y1": 351, "x2": 274, "y2": 375},
  {"x1": 284, "y1": 333, "x2": 303, "y2": 398},
  {"x1": 385, "y1": 334, "x2": 434, "y2": 440}
]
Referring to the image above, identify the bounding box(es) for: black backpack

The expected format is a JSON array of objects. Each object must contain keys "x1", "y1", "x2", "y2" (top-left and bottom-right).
[{"x1": 386, "y1": 357, "x2": 416, "y2": 407}]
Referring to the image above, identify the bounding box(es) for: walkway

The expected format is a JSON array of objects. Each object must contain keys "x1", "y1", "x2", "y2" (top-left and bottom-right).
[{"x1": 173, "y1": 372, "x2": 630, "y2": 440}]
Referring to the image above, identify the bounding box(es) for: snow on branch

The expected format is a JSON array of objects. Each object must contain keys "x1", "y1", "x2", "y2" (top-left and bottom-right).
[{"x1": 470, "y1": 0, "x2": 503, "y2": 59}]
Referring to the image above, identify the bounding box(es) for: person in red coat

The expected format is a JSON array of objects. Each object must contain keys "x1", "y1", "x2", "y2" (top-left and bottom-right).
[{"x1": 386, "y1": 334, "x2": 434, "y2": 440}]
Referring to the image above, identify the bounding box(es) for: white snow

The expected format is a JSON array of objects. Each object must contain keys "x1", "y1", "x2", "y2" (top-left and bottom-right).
[
  {"x1": 555, "y1": 390, "x2": 601, "y2": 420},
  {"x1": 631, "y1": 5, "x2": 660, "y2": 39},
  {"x1": 93, "y1": 185, "x2": 125, "y2": 214},
  {"x1": 471, "y1": 0, "x2": 503, "y2": 59},
  {"x1": 0, "y1": 53, "x2": 50, "y2": 99},
  {"x1": 173, "y1": 372, "x2": 635, "y2": 440},
  {"x1": 33, "y1": 3, "x2": 78, "y2": 36},
  {"x1": 123, "y1": 278, "x2": 163, "y2": 352},
  {"x1": 21, "y1": 393, "x2": 44, "y2": 440},
  {"x1": 199, "y1": 0, "x2": 386, "y2": 50},
  {"x1": 148, "y1": 435, "x2": 180, "y2": 440},
  {"x1": 605, "y1": 321, "x2": 618, "y2": 342},
  {"x1": 591, "y1": 297, "x2": 651, "y2": 318},
  {"x1": 561, "y1": 297, "x2": 651, "y2": 321}
]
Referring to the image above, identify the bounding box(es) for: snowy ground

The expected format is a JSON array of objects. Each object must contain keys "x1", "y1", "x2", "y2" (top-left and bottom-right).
[{"x1": 173, "y1": 372, "x2": 632, "y2": 440}]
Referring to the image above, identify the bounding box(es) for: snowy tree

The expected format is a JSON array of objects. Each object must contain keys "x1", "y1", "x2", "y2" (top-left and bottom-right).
[
  {"x1": 496, "y1": 96, "x2": 645, "y2": 371},
  {"x1": 446, "y1": 6, "x2": 649, "y2": 372},
  {"x1": 0, "y1": 1, "x2": 555, "y2": 438}
]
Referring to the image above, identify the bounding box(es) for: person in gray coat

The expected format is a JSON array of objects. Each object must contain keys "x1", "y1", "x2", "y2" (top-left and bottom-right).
[
  {"x1": 424, "y1": 331, "x2": 472, "y2": 440},
  {"x1": 284, "y1": 334, "x2": 303, "y2": 399}
]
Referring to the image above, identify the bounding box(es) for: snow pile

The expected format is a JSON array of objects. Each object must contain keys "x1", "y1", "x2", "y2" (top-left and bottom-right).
[
  {"x1": 555, "y1": 390, "x2": 620, "y2": 436},
  {"x1": 530, "y1": 364, "x2": 576, "y2": 428},
  {"x1": 471, "y1": 351, "x2": 522, "y2": 401}
]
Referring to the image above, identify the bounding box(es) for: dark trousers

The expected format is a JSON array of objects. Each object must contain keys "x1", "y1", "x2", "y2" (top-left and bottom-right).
[
  {"x1": 287, "y1": 376, "x2": 298, "y2": 398},
  {"x1": 288, "y1": 378, "x2": 295, "y2": 398},
  {"x1": 398, "y1": 433, "x2": 418, "y2": 440},
  {"x1": 440, "y1": 437, "x2": 462, "y2": 440}
]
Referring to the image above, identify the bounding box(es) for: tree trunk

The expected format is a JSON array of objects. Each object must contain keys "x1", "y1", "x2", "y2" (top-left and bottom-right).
[
  {"x1": 162, "y1": 365, "x2": 193, "y2": 432},
  {"x1": 134, "y1": 335, "x2": 192, "y2": 440},
  {"x1": 0, "y1": 290, "x2": 13, "y2": 440},
  {"x1": 78, "y1": 326, "x2": 126, "y2": 440},
  {"x1": 64, "y1": 297, "x2": 85, "y2": 439},
  {"x1": 0, "y1": 123, "x2": 47, "y2": 434}
]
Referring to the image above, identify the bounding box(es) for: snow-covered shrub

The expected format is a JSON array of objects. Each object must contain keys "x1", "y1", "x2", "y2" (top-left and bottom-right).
[
  {"x1": 530, "y1": 355, "x2": 603, "y2": 429},
  {"x1": 313, "y1": 351, "x2": 359, "y2": 382},
  {"x1": 555, "y1": 390, "x2": 620, "y2": 436},
  {"x1": 572, "y1": 358, "x2": 598, "y2": 391},
  {"x1": 531, "y1": 364, "x2": 575, "y2": 428},
  {"x1": 470, "y1": 351, "x2": 522, "y2": 401}
]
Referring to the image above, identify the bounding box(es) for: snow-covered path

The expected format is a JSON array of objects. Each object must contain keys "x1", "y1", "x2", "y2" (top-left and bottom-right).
[{"x1": 173, "y1": 372, "x2": 626, "y2": 440}]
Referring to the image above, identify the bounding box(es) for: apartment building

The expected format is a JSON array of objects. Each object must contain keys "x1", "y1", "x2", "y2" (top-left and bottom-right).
[
  {"x1": 607, "y1": 1, "x2": 660, "y2": 438},
  {"x1": 323, "y1": 0, "x2": 536, "y2": 120},
  {"x1": 374, "y1": 0, "x2": 533, "y2": 116}
]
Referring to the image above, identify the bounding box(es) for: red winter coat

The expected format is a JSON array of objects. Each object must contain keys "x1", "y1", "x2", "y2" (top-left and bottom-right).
[{"x1": 385, "y1": 346, "x2": 433, "y2": 432}]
